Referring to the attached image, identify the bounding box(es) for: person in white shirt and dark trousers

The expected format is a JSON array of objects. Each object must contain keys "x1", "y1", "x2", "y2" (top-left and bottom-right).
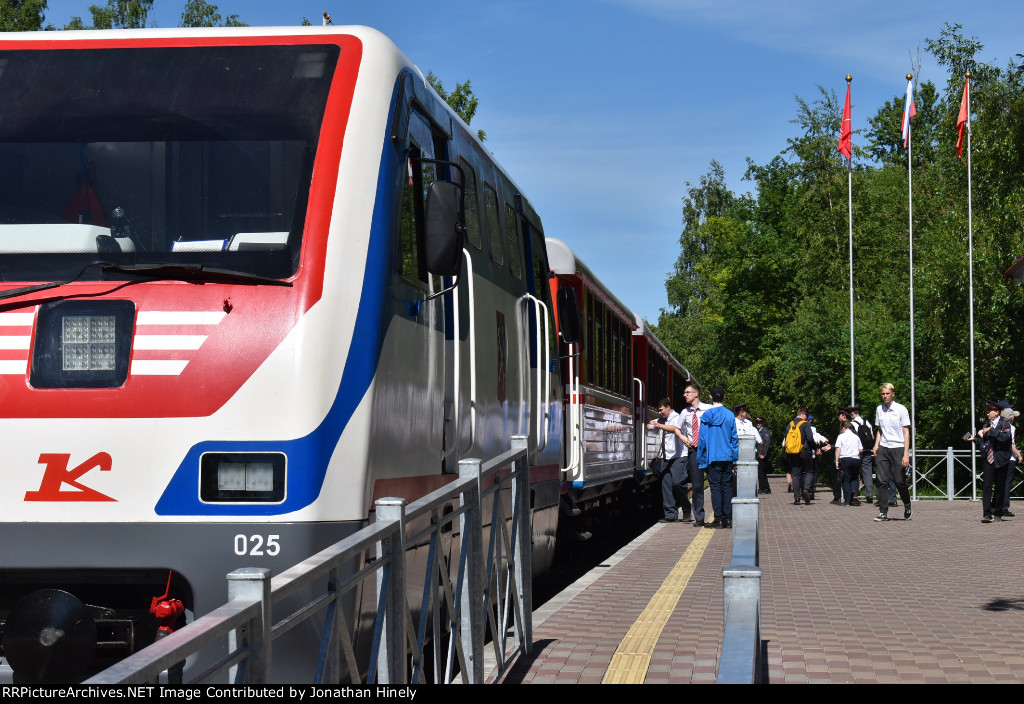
[{"x1": 834, "y1": 420, "x2": 863, "y2": 506}]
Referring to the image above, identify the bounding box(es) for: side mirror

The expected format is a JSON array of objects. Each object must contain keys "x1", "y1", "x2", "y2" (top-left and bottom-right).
[
  {"x1": 425, "y1": 180, "x2": 465, "y2": 277},
  {"x1": 556, "y1": 287, "x2": 583, "y2": 345}
]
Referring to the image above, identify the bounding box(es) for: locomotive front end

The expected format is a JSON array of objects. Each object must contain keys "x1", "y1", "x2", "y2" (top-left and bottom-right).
[{"x1": 0, "y1": 29, "x2": 373, "y2": 682}]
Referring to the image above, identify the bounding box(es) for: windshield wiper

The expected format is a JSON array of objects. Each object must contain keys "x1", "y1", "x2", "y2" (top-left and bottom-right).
[
  {"x1": 101, "y1": 264, "x2": 293, "y2": 287},
  {"x1": 0, "y1": 261, "x2": 110, "y2": 301},
  {"x1": 0, "y1": 262, "x2": 292, "y2": 304}
]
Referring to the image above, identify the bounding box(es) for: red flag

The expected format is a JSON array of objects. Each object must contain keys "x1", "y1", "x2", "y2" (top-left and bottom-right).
[
  {"x1": 837, "y1": 84, "x2": 852, "y2": 159},
  {"x1": 957, "y1": 79, "x2": 970, "y2": 158}
]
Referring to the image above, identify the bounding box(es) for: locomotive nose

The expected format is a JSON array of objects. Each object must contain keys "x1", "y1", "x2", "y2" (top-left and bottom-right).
[{"x1": 3, "y1": 589, "x2": 97, "y2": 684}]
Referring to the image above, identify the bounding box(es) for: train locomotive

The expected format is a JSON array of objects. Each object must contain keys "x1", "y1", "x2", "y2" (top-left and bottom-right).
[{"x1": 0, "y1": 26, "x2": 693, "y2": 682}]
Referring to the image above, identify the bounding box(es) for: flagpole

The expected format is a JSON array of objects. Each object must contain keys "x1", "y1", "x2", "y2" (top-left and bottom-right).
[
  {"x1": 965, "y1": 71, "x2": 977, "y2": 496},
  {"x1": 906, "y1": 72, "x2": 918, "y2": 483},
  {"x1": 846, "y1": 74, "x2": 855, "y2": 406}
]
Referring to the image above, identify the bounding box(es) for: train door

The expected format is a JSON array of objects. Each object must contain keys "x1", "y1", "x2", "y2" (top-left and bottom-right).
[
  {"x1": 440, "y1": 155, "x2": 481, "y2": 470},
  {"x1": 523, "y1": 218, "x2": 561, "y2": 470},
  {"x1": 377, "y1": 108, "x2": 446, "y2": 478}
]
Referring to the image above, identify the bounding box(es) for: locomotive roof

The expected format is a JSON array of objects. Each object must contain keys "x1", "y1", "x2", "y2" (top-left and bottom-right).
[
  {"x1": 545, "y1": 238, "x2": 636, "y2": 329},
  {"x1": 632, "y1": 315, "x2": 693, "y2": 381}
]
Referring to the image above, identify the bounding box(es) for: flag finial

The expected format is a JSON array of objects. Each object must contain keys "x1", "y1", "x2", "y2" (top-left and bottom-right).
[
  {"x1": 906, "y1": 72, "x2": 913, "y2": 81},
  {"x1": 966, "y1": 70, "x2": 972, "y2": 79},
  {"x1": 846, "y1": 74, "x2": 852, "y2": 83}
]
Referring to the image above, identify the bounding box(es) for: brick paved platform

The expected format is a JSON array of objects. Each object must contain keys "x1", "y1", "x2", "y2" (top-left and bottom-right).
[{"x1": 502, "y1": 476, "x2": 1024, "y2": 684}]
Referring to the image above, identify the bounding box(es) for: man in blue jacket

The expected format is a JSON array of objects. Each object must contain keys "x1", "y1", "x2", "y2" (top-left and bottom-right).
[{"x1": 697, "y1": 385, "x2": 739, "y2": 528}]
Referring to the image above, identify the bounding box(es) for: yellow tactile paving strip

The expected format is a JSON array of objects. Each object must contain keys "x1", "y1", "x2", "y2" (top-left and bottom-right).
[{"x1": 602, "y1": 526, "x2": 716, "y2": 684}]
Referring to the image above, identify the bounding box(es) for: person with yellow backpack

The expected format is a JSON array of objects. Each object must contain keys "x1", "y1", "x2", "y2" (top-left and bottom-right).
[{"x1": 784, "y1": 407, "x2": 817, "y2": 505}]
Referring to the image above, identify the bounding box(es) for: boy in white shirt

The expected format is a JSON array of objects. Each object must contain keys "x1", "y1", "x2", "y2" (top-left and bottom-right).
[{"x1": 834, "y1": 420, "x2": 863, "y2": 506}]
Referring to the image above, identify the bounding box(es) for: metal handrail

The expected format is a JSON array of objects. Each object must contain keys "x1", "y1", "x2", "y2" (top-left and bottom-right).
[
  {"x1": 86, "y1": 437, "x2": 533, "y2": 685},
  {"x1": 910, "y1": 447, "x2": 993, "y2": 501}
]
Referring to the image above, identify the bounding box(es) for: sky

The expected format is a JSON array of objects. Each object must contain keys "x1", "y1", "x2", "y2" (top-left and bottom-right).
[{"x1": 36, "y1": 0, "x2": 1024, "y2": 323}]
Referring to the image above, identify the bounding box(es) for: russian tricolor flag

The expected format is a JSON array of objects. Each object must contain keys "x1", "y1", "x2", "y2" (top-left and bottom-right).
[{"x1": 901, "y1": 77, "x2": 917, "y2": 149}]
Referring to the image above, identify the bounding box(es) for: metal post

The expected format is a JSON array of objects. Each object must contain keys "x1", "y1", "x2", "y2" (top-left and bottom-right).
[
  {"x1": 946, "y1": 447, "x2": 955, "y2": 501},
  {"x1": 375, "y1": 498, "x2": 407, "y2": 684},
  {"x1": 736, "y1": 436, "x2": 758, "y2": 499},
  {"x1": 227, "y1": 567, "x2": 272, "y2": 684},
  {"x1": 717, "y1": 565, "x2": 761, "y2": 684},
  {"x1": 510, "y1": 435, "x2": 533, "y2": 656},
  {"x1": 458, "y1": 458, "x2": 485, "y2": 684}
]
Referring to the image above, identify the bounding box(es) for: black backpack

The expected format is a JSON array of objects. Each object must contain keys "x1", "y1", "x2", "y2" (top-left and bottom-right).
[{"x1": 854, "y1": 419, "x2": 874, "y2": 450}]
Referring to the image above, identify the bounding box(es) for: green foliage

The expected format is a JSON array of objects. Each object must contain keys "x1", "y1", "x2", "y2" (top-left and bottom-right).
[
  {"x1": 180, "y1": 0, "x2": 245, "y2": 27},
  {"x1": 426, "y1": 71, "x2": 487, "y2": 142},
  {"x1": 655, "y1": 22, "x2": 1024, "y2": 451},
  {"x1": 0, "y1": 0, "x2": 46, "y2": 31},
  {"x1": 87, "y1": 0, "x2": 151, "y2": 29}
]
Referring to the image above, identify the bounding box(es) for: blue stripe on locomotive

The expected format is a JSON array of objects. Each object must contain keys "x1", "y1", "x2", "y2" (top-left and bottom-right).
[{"x1": 155, "y1": 78, "x2": 405, "y2": 517}]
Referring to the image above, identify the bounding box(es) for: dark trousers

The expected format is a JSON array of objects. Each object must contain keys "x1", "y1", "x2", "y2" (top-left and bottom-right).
[
  {"x1": 840, "y1": 457, "x2": 860, "y2": 505},
  {"x1": 786, "y1": 451, "x2": 815, "y2": 499},
  {"x1": 859, "y1": 453, "x2": 874, "y2": 499},
  {"x1": 1003, "y1": 459, "x2": 1017, "y2": 512},
  {"x1": 875, "y1": 445, "x2": 910, "y2": 512},
  {"x1": 757, "y1": 456, "x2": 771, "y2": 492},
  {"x1": 660, "y1": 456, "x2": 690, "y2": 520},
  {"x1": 982, "y1": 461, "x2": 1009, "y2": 518},
  {"x1": 688, "y1": 452, "x2": 705, "y2": 522},
  {"x1": 706, "y1": 460, "x2": 733, "y2": 521},
  {"x1": 830, "y1": 461, "x2": 843, "y2": 501}
]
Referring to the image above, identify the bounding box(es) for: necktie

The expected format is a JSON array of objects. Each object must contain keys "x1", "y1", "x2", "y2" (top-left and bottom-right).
[
  {"x1": 692, "y1": 411, "x2": 699, "y2": 447},
  {"x1": 989, "y1": 423, "x2": 995, "y2": 464}
]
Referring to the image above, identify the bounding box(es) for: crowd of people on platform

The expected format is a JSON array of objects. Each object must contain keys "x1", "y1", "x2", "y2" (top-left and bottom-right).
[{"x1": 649, "y1": 381, "x2": 1021, "y2": 525}]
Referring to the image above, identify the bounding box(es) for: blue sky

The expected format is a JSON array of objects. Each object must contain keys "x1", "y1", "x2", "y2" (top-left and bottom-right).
[{"x1": 38, "y1": 1, "x2": 1023, "y2": 323}]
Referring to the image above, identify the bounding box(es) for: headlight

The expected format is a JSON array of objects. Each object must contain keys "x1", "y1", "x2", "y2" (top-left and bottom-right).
[
  {"x1": 200, "y1": 452, "x2": 286, "y2": 503},
  {"x1": 31, "y1": 301, "x2": 134, "y2": 388}
]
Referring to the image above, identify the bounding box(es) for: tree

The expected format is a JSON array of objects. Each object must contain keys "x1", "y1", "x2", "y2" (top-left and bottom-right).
[
  {"x1": 426, "y1": 71, "x2": 487, "y2": 142},
  {"x1": 655, "y1": 24, "x2": 1024, "y2": 454},
  {"x1": 88, "y1": 0, "x2": 151, "y2": 29},
  {"x1": 180, "y1": 0, "x2": 245, "y2": 27},
  {"x1": 0, "y1": 0, "x2": 46, "y2": 31}
]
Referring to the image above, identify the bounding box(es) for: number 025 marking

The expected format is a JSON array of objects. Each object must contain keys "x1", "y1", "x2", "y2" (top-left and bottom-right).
[{"x1": 234, "y1": 534, "x2": 281, "y2": 556}]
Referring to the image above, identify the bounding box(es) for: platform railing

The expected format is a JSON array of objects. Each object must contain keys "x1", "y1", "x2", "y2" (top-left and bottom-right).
[
  {"x1": 910, "y1": 447, "x2": 978, "y2": 501},
  {"x1": 86, "y1": 436, "x2": 532, "y2": 686},
  {"x1": 717, "y1": 436, "x2": 761, "y2": 684}
]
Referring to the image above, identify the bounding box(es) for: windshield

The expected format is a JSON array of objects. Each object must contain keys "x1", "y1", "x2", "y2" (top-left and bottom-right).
[{"x1": 0, "y1": 43, "x2": 339, "y2": 282}]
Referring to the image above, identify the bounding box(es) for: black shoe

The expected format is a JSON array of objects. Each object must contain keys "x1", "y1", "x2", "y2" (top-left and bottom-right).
[
  {"x1": 802, "y1": 489, "x2": 811, "y2": 503},
  {"x1": 982, "y1": 515, "x2": 994, "y2": 523},
  {"x1": 707, "y1": 519, "x2": 723, "y2": 529},
  {"x1": 1003, "y1": 510, "x2": 1015, "y2": 518},
  {"x1": 904, "y1": 504, "x2": 913, "y2": 520},
  {"x1": 681, "y1": 513, "x2": 692, "y2": 523},
  {"x1": 793, "y1": 499, "x2": 801, "y2": 505},
  {"x1": 874, "y1": 512, "x2": 889, "y2": 522},
  {"x1": 658, "y1": 517, "x2": 678, "y2": 523},
  {"x1": 889, "y1": 501, "x2": 898, "y2": 507},
  {"x1": 850, "y1": 498, "x2": 861, "y2": 506},
  {"x1": 720, "y1": 519, "x2": 732, "y2": 529},
  {"x1": 829, "y1": 499, "x2": 841, "y2": 505},
  {"x1": 865, "y1": 497, "x2": 873, "y2": 504},
  {"x1": 694, "y1": 520, "x2": 705, "y2": 527}
]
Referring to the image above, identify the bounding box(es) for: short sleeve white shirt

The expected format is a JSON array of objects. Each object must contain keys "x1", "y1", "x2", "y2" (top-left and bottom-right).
[
  {"x1": 679, "y1": 402, "x2": 712, "y2": 457},
  {"x1": 658, "y1": 410, "x2": 684, "y2": 459},
  {"x1": 875, "y1": 401, "x2": 910, "y2": 449},
  {"x1": 835, "y1": 429, "x2": 863, "y2": 459}
]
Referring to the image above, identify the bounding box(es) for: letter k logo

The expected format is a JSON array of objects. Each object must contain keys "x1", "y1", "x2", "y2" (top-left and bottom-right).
[{"x1": 25, "y1": 453, "x2": 116, "y2": 502}]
